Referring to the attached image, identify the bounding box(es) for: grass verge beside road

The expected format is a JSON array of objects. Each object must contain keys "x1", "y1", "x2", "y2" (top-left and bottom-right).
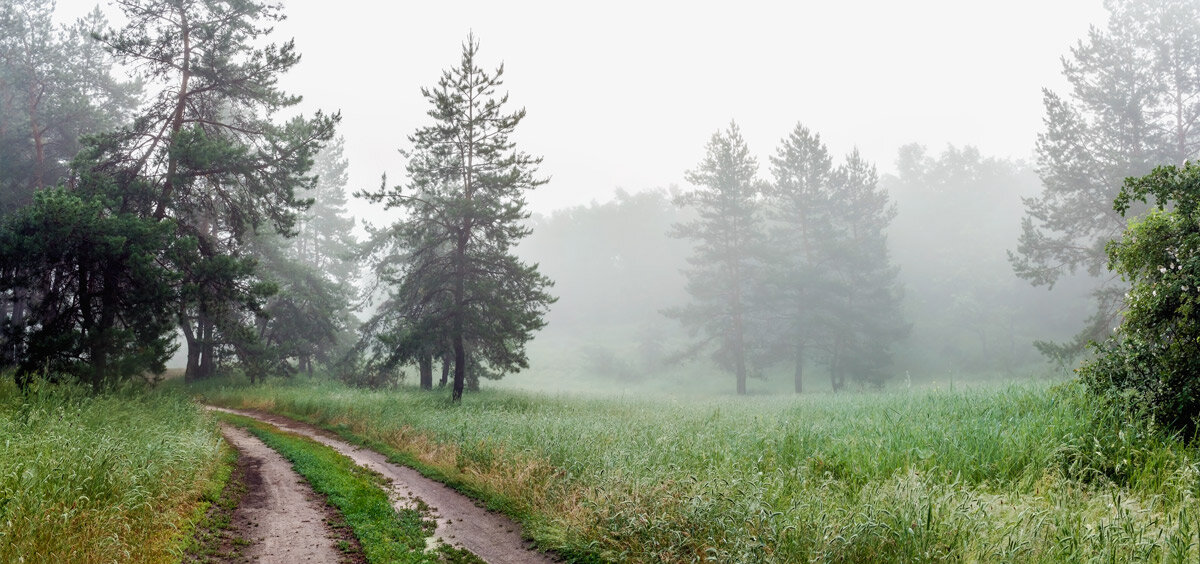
[
  {"x1": 0, "y1": 380, "x2": 226, "y2": 564},
  {"x1": 197, "y1": 378, "x2": 1200, "y2": 562}
]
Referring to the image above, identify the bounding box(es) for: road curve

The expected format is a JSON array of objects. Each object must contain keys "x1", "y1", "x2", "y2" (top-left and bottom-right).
[{"x1": 209, "y1": 406, "x2": 559, "y2": 564}]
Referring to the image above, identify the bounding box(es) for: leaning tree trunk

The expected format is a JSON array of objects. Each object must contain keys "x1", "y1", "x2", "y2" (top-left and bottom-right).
[{"x1": 439, "y1": 354, "x2": 450, "y2": 388}]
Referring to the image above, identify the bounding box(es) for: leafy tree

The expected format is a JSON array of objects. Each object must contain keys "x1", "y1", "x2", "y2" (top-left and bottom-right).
[
  {"x1": 519, "y1": 189, "x2": 689, "y2": 326},
  {"x1": 1079, "y1": 162, "x2": 1200, "y2": 437},
  {"x1": 1012, "y1": 0, "x2": 1200, "y2": 360},
  {"x1": 89, "y1": 0, "x2": 338, "y2": 381},
  {"x1": 820, "y1": 151, "x2": 908, "y2": 389},
  {"x1": 667, "y1": 121, "x2": 767, "y2": 395},
  {"x1": 359, "y1": 35, "x2": 554, "y2": 401},
  {"x1": 763, "y1": 123, "x2": 838, "y2": 393},
  {"x1": 887, "y1": 144, "x2": 1090, "y2": 374},
  {"x1": 517, "y1": 188, "x2": 691, "y2": 376}
]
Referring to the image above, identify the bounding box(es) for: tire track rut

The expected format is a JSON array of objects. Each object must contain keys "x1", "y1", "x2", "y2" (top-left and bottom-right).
[
  {"x1": 209, "y1": 406, "x2": 559, "y2": 564},
  {"x1": 219, "y1": 424, "x2": 345, "y2": 563}
]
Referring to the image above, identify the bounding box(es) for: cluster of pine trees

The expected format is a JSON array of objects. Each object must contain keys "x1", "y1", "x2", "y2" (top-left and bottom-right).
[
  {"x1": 0, "y1": 0, "x2": 355, "y2": 389},
  {"x1": 669, "y1": 123, "x2": 907, "y2": 394},
  {"x1": 0, "y1": 0, "x2": 552, "y2": 400}
]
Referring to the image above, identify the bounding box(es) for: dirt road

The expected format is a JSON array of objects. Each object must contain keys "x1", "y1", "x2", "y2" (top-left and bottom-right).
[
  {"x1": 209, "y1": 406, "x2": 558, "y2": 564},
  {"x1": 218, "y1": 424, "x2": 345, "y2": 564}
]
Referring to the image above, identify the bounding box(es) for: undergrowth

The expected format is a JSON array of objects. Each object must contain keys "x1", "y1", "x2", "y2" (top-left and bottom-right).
[{"x1": 196, "y1": 379, "x2": 1200, "y2": 562}]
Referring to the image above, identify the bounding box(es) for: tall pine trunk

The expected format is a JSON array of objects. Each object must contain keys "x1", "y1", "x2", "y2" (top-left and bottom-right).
[
  {"x1": 451, "y1": 226, "x2": 468, "y2": 401},
  {"x1": 418, "y1": 352, "x2": 433, "y2": 390},
  {"x1": 198, "y1": 312, "x2": 215, "y2": 379},
  {"x1": 27, "y1": 82, "x2": 45, "y2": 191},
  {"x1": 439, "y1": 354, "x2": 450, "y2": 388},
  {"x1": 733, "y1": 280, "x2": 747, "y2": 396},
  {"x1": 452, "y1": 333, "x2": 466, "y2": 401},
  {"x1": 794, "y1": 342, "x2": 804, "y2": 394}
]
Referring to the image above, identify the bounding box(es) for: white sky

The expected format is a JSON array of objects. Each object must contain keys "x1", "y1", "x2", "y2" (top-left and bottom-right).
[{"x1": 55, "y1": 0, "x2": 1109, "y2": 221}]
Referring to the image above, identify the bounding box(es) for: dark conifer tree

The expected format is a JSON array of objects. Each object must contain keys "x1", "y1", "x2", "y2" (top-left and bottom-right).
[
  {"x1": 764, "y1": 123, "x2": 838, "y2": 393},
  {"x1": 359, "y1": 35, "x2": 554, "y2": 401},
  {"x1": 667, "y1": 122, "x2": 766, "y2": 395},
  {"x1": 825, "y1": 150, "x2": 908, "y2": 389}
]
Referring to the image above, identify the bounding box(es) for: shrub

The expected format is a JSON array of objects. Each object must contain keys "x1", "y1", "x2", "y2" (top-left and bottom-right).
[{"x1": 1079, "y1": 163, "x2": 1200, "y2": 437}]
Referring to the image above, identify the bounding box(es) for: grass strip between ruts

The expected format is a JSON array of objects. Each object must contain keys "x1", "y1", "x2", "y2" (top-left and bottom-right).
[{"x1": 217, "y1": 412, "x2": 441, "y2": 564}]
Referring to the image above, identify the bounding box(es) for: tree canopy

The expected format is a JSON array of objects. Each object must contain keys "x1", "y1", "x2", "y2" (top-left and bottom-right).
[{"x1": 1013, "y1": 0, "x2": 1200, "y2": 360}]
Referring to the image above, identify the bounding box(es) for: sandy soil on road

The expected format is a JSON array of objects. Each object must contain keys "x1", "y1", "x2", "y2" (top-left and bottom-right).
[
  {"x1": 209, "y1": 406, "x2": 559, "y2": 564},
  {"x1": 219, "y1": 424, "x2": 345, "y2": 564}
]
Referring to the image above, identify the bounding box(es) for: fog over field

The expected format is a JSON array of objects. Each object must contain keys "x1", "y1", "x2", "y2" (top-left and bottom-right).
[
  {"x1": 12, "y1": 1, "x2": 1200, "y2": 561},
  {"x1": 40, "y1": 0, "x2": 1111, "y2": 392},
  {"x1": 56, "y1": 0, "x2": 1107, "y2": 216}
]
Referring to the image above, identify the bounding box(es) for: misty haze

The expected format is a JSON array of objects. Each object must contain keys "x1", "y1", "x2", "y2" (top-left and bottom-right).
[{"x1": 2, "y1": 0, "x2": 1199, "y2": 562}]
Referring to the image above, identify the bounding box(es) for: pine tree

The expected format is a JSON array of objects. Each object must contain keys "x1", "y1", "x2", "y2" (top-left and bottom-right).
[
  {"x1": 248, "y1": 136, "x2": 359, "y2": 376},
  {"x1": 89, "y1": 0, "x2": 338, "y2": 381},
  {"x1": 667, "y1": 121, "x2": 766, "y2": 395},
  {"x1": 1012, "y1": 0, "x2": 1200, "y2": 359},
  {"x1": 764, "y1": 123, "x2": 837, "y2": 393},
  {"x1": 359, "y1": 35, "x2": 554, "y2": 401},
  {"x1": 296, "y1": 136, "x2": 358, "y2": 281},
  {"x1": 825, "y1": 150, "x2": 908, "y2": 389}
]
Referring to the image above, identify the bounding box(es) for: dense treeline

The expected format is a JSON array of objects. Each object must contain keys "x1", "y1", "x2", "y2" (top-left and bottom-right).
[
  {"x1": 517, "y1": 142, "x2": 1092, "y2": 393},
  {"x1": 0, "y1": 0, "x2": 348, "y2": 389},
  {"x1": 3, "y1": 0, "x2": 1197, "y2": 404}
]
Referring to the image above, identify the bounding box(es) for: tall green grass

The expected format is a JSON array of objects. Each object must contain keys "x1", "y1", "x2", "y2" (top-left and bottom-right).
[
  {"x1": 197, "y1": 379, "x2": 1200, "y2": 562},
  {"x1": 0, "y1": 380, "x2": 225, "y2": 564}
]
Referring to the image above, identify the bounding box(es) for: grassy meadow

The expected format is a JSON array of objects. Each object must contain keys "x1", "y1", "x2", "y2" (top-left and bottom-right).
[
  {"x1": 0, "y1": 380, "x2": 227, "y2": 564},
  {"x1": 194, "y1": 377, "x2": 1200, "y2": 563}
]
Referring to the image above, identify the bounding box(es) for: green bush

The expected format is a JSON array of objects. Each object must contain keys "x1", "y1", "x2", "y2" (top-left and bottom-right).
[{"x1": 1079, "y1": 163, "x2": 1200, "y2": 437}]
